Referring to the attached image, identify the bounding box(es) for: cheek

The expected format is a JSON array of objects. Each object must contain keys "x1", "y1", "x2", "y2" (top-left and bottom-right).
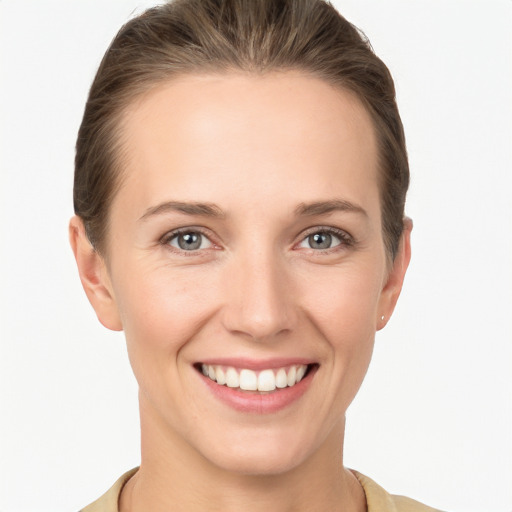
[
  {"x1": 299, "y1": 265, "x2": 382, "y2": 396},
  {"x1": 112, "y1": 264, "x2": 221, "y2": 368},
  {"x1": 299, "y1": 265, "x2": 383, "y2": 341}
]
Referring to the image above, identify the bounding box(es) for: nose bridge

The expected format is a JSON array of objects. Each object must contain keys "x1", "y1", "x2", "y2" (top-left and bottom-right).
[{"x1": 222, "y1": 243, "x2": 296, "y2": 340}]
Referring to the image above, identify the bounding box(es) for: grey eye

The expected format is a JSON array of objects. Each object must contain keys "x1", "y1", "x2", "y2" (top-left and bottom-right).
[
  {"x1": 169, "y1": 232, "x2": 212, "y2": 251},
  {"x1": 299, "y1": 231, "x2": 342, "y2": 250},
  {"x1": 308, "y1": 232, "x2": 332, "y2": 249}
]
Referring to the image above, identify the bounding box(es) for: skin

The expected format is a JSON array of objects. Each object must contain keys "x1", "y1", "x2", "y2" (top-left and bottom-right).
[{"x1": 70, "y1": 71, "x2": 411, "y2": 512}]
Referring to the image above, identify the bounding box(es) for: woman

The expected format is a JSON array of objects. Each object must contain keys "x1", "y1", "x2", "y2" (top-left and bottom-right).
[{"x1": 69, "y1": 0, "x2": 439, "y2": 510}]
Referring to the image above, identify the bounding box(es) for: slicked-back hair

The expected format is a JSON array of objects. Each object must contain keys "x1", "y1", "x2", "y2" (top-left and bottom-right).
[{"x1": 74, "y1": 0, "x2": 409, "y2": 258}]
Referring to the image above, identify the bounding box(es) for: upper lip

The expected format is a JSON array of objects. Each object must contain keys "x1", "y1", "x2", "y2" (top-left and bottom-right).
[{"x1": 197, "y1": 357, "x2": 316, "y2": 371}]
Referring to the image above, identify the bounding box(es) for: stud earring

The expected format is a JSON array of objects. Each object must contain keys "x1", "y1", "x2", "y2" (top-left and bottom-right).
[{"x1": 380, "y1": 315, "x2": 385, "y2": 321}]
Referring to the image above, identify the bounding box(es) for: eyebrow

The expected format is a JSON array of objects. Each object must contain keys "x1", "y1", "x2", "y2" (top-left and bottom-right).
[
  {"x1": 139, "y1": 198, "x2": 367, "y2": 221},
  {"x1": 294, "y1": 199, "x2": 368, "y2": 217},
  {"x1": 139, "y1": 201, "x2": 225, "y2": 221}
]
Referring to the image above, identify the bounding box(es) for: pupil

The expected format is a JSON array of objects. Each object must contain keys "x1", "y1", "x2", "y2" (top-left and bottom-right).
[
  {"x1": 310, "y1": 232, "x2": 331, "y2": 249},
  {"x1": 178, "y1": 232, "x2": 201, "y2": 250}
]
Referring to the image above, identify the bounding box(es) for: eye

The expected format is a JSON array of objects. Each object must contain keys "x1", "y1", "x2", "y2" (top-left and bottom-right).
[
  {"x1": 297, "y1": 228, "x2": 352, "y2": 251},
  {"x1": 165, "y1": 230, "x2": 213, "y2": 251}
]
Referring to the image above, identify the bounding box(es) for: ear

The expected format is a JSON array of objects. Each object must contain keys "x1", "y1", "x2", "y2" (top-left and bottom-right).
[
  {"x1": 69, "y1": 216, "x2": 123, "y2": 331},
  {"x1": 377, "y1": 217, "x2": 412, "y2": 330}
]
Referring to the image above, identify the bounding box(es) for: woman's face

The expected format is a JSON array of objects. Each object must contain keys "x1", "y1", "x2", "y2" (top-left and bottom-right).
[{"x1": 75, "y1": 71, "x2": 410, "y2": 475}]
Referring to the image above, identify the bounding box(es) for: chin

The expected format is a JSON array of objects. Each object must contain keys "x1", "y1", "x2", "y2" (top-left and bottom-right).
[
  {"x1": 209, "y1": 449, "x2": 302, "y2": 476},
  {"x1": 194, "y1": 426, "x2": 316, "y2": 476}
]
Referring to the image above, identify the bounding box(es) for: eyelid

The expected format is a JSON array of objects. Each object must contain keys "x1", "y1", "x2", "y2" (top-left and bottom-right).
[
  {"x1": 159, "y1": 226, "x2": 220, "y2": 252},
  {"x1": 158, "y1": 225, "x2": 354, "y2": 254},
  {"x1": 295, "y1": 225, "x2": 355, "y2": 250}
]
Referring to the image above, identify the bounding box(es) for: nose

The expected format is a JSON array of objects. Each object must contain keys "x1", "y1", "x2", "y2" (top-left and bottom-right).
[{"x1": 220, "y1": 247, "x2": 298, "y2": 341}]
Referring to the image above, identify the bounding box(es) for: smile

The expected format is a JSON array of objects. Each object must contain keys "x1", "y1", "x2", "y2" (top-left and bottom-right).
[
  {"x1": 196, "y1": 361, "x2": 318, "y2": 413},
  {"x1": 200, "y1": 364, "x2": 308, "y2": 392}
]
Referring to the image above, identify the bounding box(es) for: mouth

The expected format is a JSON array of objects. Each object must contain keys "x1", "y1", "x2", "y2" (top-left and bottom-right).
[
  {"x1": 194, "y1": 361, "x2": 318, "y2": 412},
  {"x1": 196, "y1": 363, "x2": 315, "y2": 393}
]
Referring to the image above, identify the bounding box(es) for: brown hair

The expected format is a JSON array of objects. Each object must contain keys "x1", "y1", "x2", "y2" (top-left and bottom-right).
[{"x1": 74, "y1": 0, "x2": 409, "y2": 258}]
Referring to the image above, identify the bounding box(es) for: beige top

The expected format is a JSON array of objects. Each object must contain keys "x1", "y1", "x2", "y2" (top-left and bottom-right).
[{"x1": 80, "y1": 468, "x2": 443, "y2": 512}]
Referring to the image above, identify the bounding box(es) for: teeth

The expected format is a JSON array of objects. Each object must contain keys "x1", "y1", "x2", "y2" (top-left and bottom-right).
[
  {"x1": 239, "y1": 369, "x2": 258, "y2": 391},
  {"x1": 225, "y1": 367, "x2": 239, "y2": 388},
  {"x1": 258, "y1": 369, "x2": 276, "y2": 392},
  {"x1": 201, "y1": 364, "x2": 309, "y2": 392},
  {"x1": 287, "y1": 366, "x2": 296, "y2": 387},
  {"x1": 216, "y1": 367, "x2": 226, "y2": 385},
  {"x1": 275, "y1": 368, "x2": 288, "y2": 388},
  {"x1": 296, "y1": 365, "x2": 306, "y2": 382}
]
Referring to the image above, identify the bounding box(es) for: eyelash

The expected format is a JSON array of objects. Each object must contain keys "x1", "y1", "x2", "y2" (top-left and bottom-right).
[
  {"x1": 159, "y1": 226, "x2": 355, "y2": 254},
  {"x1": 298, "y1": 226, "x2": 355, "y2": 253},
  {"x1": 160, "y1": 227, "x2": 217, "y2": 255}
]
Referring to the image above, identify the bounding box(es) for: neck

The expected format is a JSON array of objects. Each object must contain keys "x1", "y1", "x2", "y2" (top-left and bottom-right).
[{"x1": 120, "y1": 397, "x2": 366, "y2": 512}]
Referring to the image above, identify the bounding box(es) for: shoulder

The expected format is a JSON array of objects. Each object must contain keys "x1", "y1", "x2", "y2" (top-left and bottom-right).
[
  {"x1": 80, "y1": 467, "x2": 444, "y2": 512},
  {"x1": 352, "y1": 471, "x2": 445, "y2": 512},
  {"x1": 79, "y1": 468, "x2": 138, "y2": 512}
]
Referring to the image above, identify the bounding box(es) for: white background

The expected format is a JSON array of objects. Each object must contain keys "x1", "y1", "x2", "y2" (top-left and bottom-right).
[{"x1": 1, "y1": 1, "x2": 511, "y2": 511}]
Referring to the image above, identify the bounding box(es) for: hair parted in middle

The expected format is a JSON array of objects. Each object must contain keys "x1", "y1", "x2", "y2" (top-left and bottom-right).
[{"x1": 74, "y1": 0, "x2": 409, "y2": 259}]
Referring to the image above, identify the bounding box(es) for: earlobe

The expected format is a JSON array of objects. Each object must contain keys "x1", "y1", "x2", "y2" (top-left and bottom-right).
[
  {"x1": 377, "y1": 217, "x2": 412, "y2": 331},
  {"x1": 69, "y1": 216, "x2": 123, "y2": 331}
]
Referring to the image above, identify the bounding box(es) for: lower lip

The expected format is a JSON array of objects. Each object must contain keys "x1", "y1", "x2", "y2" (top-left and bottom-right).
[{"x1": 198, "y1": 366, "x2": 317, "y2": 414}]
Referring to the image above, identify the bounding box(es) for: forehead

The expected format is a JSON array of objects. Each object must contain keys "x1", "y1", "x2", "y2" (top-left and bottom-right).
[{"x1": 115, "y1": 71, "x2": 379, "y2": 218}]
